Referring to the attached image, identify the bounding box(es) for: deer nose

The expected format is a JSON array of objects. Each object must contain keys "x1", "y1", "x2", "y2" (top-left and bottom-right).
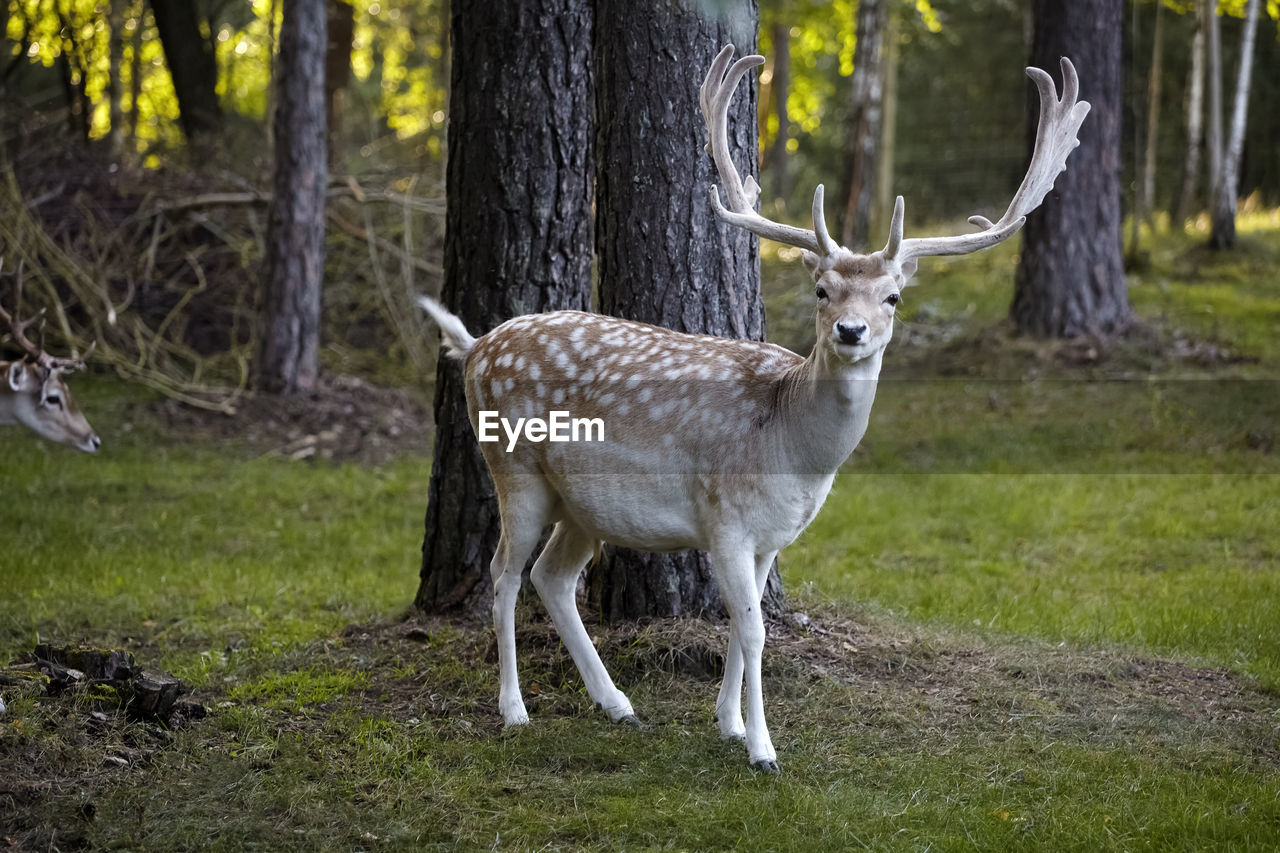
[
  {"x1": 835, "y1": 322, "x2": 867, "y2": 345},
  {"x1": 86, "y1": 433, "x2": 102, "y2": 453}
]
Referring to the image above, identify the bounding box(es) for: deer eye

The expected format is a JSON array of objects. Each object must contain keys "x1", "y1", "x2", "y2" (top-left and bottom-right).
[
  {"x1": 884, "y1": 293, "x2": 901, "y2": 307},
  {"x1": 45, "y1": 394, "x2": 63, "y2": 408},
  {"x1": 815, "y1": 287, "x2": 828, "y2": 301}
]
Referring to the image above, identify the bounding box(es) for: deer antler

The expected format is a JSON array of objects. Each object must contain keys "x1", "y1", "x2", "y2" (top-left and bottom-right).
[
  {"x1": 0, "y1": 258, "x2": 90, "y2": 373},
  {"x1": 700, "y1": 44, "x2": 840, "y2": 259},
  {"x1": 881, "y1": 57, "x2": 1092, "y2": 267}
]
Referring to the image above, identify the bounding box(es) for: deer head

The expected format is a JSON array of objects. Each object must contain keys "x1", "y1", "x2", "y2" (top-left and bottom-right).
[
  {"x1": 700, "y1": 45, "x2": 1091, "y2": 368},
  {"x1": 0, "y1": 260, "x2": 101, "y2": 453}
]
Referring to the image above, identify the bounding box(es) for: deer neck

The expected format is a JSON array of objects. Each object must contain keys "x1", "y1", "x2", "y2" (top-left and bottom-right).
[{"x1": 772, "y1": 345, "x2": 883, "y2": 476}]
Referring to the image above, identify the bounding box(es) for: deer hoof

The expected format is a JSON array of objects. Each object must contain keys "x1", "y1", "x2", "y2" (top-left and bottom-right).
[
  {"x1": 617, "y1": 714, "x2": 643, "y2": 728},
  {"x1": 750, "y1": 758, "x2": 781, "y2": 775}
]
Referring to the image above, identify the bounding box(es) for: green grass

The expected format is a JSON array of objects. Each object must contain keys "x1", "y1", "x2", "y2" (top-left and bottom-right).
[
  {"x1": 0, "y1": 382, "x2": 427, "y2": 661},
  {"x1": 2, "y1": 220, "x2": 1279, "y2": 849}
]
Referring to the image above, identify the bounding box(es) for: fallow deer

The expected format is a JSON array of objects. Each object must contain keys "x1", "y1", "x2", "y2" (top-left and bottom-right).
[
  {"x1": 419, "y1": 46, "x2": 1090, "y2": 772},
  {"x1": 0, "y1": 261, "x2": 101, "y2": 453}
]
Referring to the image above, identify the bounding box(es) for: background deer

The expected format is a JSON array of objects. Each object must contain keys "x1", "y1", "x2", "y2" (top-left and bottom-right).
[
  {"x1": 418, "y1": 46, "x2": 1089, "y2": 773},
  {"x1": 0, "y1": 262, "x2": 101, "y2": 453}
]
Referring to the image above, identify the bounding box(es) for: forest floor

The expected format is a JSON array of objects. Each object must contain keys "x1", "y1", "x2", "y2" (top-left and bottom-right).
[{"x1": 1, "y1": 217, "x2": 1278, "y2": 850}]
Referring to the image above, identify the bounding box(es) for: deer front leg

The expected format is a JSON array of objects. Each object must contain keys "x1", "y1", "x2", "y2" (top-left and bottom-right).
[
  {"x1": 713, "y1": 548, "x2": 778, "y2": 773},
  {"x1": 716, "y1": 550, "x2": 777, "y2": 743}
]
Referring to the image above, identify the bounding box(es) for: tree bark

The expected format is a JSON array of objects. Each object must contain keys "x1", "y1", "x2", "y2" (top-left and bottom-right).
[
  {"x1": 839, "y1": 0, "x2": 886, "y2": 250},
  {"x1": 1173, "y1": 7, "x2": 1205, "y2": 226},
  {"x1": 1011, "y1": 0, "x2": 1128, "y2": 339},
  {"x1": 148, "y1": 0, "x2": 222, "y2": 142},
  {"x1": 590, "y1": 0, "x2": 783, "y2": 621},
  {"x1": 414, "y1": 0, "x2": 594, "y2": 616},
  {"x1": 256, "y1": 0, "x2": 328, "y2": 395},
  {"x1": 1210, "y1": 0, "x2": 1261, "y2": 250}
]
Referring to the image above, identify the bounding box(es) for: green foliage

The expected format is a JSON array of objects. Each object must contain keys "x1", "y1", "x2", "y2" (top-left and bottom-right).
[{"x1": 351, "y1": 0, "x2": 449, "y2": 155}]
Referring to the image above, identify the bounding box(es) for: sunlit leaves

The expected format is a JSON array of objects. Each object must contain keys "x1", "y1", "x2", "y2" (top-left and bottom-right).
[
  {"x1": 4, "y1": 0, "x2": 450, "y2": 162},
  {"x1": 351, "y1": 0, "x2": 448, "y2": 153},
  {"x1": 759, "y1": 0, "x2": 942, "y2": 151},
  {"x1": 216, "y1": 0, "x2": 278, "y2": 121}
]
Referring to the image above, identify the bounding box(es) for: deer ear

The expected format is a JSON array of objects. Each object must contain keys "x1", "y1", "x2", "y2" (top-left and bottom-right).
[
  {"x1": 7, "y1": 361, "x2": 26, "y2": 392},
  {"x1": 899, "y1": 259, "x2": 918, "y2": 283},
  {"x1": 802, "y1": 250, "x2": 822, "y2": 278}
]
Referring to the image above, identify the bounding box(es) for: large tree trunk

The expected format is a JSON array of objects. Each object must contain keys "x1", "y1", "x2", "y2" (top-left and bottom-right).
[
  {"x1": 1011, "y1": 0, "x2": 1128, "y2": 338},
  {"x1": 838, "y1": 0, "x2": 886, "y2": 250},
  {"x1": 148, "y1": 0, "x2": 222, "y2": 142},
  {"x1": 256, "y1": 0, "x2": 327, "y2": 395},
  {"x1": 414, "y1": 0, "x2": 593, "y2": 616},
  {"x1": 1210, "y1": 0, "x2": 1261, "y2": 250},
  {"x1": 589, "y1": 0, "x2": 783, "y2": 621},
  {"x1": 1173, "y1": 8, "x2": 1206, "y2": 226}
]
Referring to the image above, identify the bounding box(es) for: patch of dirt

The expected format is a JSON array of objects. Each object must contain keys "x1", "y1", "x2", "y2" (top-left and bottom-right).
[
  {"x1": 335, "y1": 606, "x2": 1280, "y2": 752},
  {"x1": 156, "y1": 374, "x2": 433, "y2": 465}
]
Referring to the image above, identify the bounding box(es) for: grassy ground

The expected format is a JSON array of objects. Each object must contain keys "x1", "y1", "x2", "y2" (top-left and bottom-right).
[{"x1": 2, "y1": 217, "x2": 1278, "y2": 850}]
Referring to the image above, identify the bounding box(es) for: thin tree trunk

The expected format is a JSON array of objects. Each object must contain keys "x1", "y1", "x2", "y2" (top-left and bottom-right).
[
  {"x1": 107, "y1": 0, "x2": 126, "y2": 158},
  {"x1": 148, "y1": 0, "x2": 222, "y2": 143},
  {"x1": 256, "y1": 0, "x2": 327, "y2": 395},
  {"x1": 767, "y1": 19, "x2": 790, "y2": 203},
  {"x1": 436, "y1": 0, "x2": 450, "y2": 177},
  {"x1": 1173, "y1": 8, "x2": 1205, "y2": 225},
  {"x1": 1012, "y1": 0, "x2": 1129, "y2": 339},
  {"x1": 876, "y1": 9, "x2": 899, "y2": 243},
  {"x1": 325, "y1": 0, "x2": 353, "y2": 168},
  {"x1": 1204, "y1": 0, "x2": 1223, "y2": 221},
  {"x1": 415, "y1": 0, "x2": 594, "y2": 616},
  {"x1": 1210, "y1": 0, "x2": 1261, "y2": 250},
  {"x1": 590, "y1": 0, "x2": 783, "y2": 621},
  {"x1": 839, "y1": 0, "x2": 886, "y2": 250},
  {"x1": 1138, "y1": 0, "x2": 1164, "y2": 237}
]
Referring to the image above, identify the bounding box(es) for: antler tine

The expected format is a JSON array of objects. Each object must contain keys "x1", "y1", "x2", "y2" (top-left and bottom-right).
[
  {"x1": 0, "y1": 258, "x2": 89, "y2": 373},
  {"x1": 701, "y1": 45, "x2": 837, "y2": 258},
  {"x1": 883, "y1": 57, "x2": 1091, "y2": 266},
  {"x1": 0, "y1": 259, "x2": 49, "y2": 365}
]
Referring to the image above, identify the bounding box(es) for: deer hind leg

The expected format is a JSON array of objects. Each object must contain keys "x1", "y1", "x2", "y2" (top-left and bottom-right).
[
  {"x1": 713, "y1": 547, "x2": 779, "y2": 773},
  {"x1": 716, "y1": 550, "x2": 777, "y2": 743},
  {"x1": 530, "y1": 522, "x2": 636, "y2": 724},
  {"x1": 489, "y1": 482, "x2": 552, "y2": 727}
]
